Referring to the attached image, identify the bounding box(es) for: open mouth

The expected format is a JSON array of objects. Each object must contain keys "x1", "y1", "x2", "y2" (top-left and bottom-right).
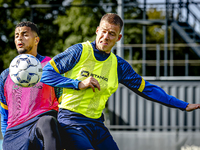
[
  {"x1": 18, "y1": 43, "x2": 23, "y2": 48},
  {"x1": 100, "y1": 41, "x2": 108, "y2": 45}
]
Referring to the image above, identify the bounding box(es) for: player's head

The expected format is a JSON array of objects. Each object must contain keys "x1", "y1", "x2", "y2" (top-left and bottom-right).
[
  {"x1": 95, "y1": 13, "x2": 123, "y2": 53},
  {"x1": 100, "y1": 13, "x2": 123, "y2": 32},
  {"x1": 15, "y1": 21, "x2": 40, "y2": 56}
]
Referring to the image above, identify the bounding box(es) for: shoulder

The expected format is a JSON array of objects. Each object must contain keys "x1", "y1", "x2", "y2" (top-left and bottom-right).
[
  {"x1": 115, "y1": 55, "x2": 132, "y2": 68},
  {"x1": 36, "y1": 53, "x2": 46, "y2": 62},
  {"x1": 67, "y1": 43, "x2": 83, "y2": 52},
  {"x1": 51, "y1": 43, "x2": 83, "y2": 73},
  {"x1": 115, "y1": 55, "x2": 138, "y2": 82},
  {"x1": 54, "y1": 43, "x2": 83, "y2": 61},
  {"x1": 56, "y1": 43, "x2": 83, "y2": 58},
  {"x1": 0, "y1": 68, "x2": 9, "y2": 83}
]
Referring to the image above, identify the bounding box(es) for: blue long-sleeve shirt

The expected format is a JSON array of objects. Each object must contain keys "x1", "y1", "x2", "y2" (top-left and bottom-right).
[
  {"x1": 0, "y1": 68, "x2": 9, "y2": 136},
  {"x1": 41, "y1": 41, "x2": 189, "y2": 111}
]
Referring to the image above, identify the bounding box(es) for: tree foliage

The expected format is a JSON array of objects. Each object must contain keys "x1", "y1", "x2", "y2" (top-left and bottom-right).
[
  {"x1": 0, "y1": 0, "x2": 140, "y2": 72},
  {"x1": 1, "y1": 0, "x2": 196, "y2": 76},
  {"x1": 53, "y1": 0, "x2": 106, "y2": 52},
  {"x1": 0, "y1": 0, "x2": 65, "y2": 72}
]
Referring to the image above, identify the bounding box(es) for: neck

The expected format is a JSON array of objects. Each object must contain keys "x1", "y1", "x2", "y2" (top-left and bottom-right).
[{"x1": 28, "y1": 48, "x2": 37, "y2": 57}]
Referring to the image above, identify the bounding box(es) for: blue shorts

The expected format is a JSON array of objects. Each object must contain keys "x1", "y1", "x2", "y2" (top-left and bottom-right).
[
  {"x1": 58, "y1": 109, "x2": 119, "y2": 150},
  {"x1": 3, "y1": 110, "x2": 58, "y2": 150}
]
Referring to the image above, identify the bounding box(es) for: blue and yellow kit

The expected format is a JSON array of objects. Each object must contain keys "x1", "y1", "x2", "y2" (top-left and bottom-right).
[
  {"x1": 41, "y1": 40, "x2": 189, "y2": 150},
  {"x1": 41, "y1": 40, "x2": 189, "y2": 112}
]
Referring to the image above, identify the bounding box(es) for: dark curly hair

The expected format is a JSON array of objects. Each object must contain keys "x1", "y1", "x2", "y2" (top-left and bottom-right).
[{"x1": 15, "y1": 21, "x2": 39, "y2": 36}]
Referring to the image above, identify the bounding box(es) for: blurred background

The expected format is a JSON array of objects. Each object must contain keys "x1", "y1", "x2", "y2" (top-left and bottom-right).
[{"x1": 1, "y1": 0, "x2": 200, "y2": 149}]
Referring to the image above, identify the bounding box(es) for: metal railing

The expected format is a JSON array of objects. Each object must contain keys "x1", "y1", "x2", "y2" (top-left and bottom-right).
[
  {"x1": 107, "y1": 79, "x2": 200, "y2": 132},
  {"x1": 113, "y1": 43, "x2": 200, "y2": 77}
]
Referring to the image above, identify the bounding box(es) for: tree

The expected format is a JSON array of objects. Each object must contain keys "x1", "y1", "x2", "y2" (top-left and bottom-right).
[
  {"x1": 0, "y1": 0, "x2": 142, "y2": 73},
  {"x1": 53, "y1": 0, "x2": 118, "y2": 51},
  {"x1": 0, "y1": 0, "x2": 65, "y2": 72}
]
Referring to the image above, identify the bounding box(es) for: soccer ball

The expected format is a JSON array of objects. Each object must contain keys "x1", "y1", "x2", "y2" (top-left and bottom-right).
[{"x1": 9, "y1": 54, "x2": 43, "y2": 87}]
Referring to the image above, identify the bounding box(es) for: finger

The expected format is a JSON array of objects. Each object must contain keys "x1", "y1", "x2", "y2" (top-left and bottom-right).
[
  {"x1": 91, "y1": 80, "x2": 100, "y2": 91},
  {"x1": 94, "y1": 82, "x2": 100, "y2": 91},
  {"x1": 89, "y1": 83, "x2": 96, "y2": 92}
]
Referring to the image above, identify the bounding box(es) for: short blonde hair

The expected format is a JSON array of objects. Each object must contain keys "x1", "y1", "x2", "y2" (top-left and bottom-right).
[{"x1": 100, "y1": 13, "x2": 123, "y2": 32}]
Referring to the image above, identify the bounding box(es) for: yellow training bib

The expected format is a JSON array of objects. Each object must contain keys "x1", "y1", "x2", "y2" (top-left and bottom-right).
[{"x1": 59, "y1": 41, "x2": 119, "y2": 119}]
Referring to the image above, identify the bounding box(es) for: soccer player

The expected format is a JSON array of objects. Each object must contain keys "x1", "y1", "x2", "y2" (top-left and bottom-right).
[
  {"x1": 41, "y1": 13, "x2": 200, "y2": 150},
  {"x1": 0, "y1": 21, "x2": 62, "y2": 150}
]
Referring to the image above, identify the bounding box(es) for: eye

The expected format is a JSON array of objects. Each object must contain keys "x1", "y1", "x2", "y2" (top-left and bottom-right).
[
  {"x1": 110, "y1": 32, "x2": 115, "y2": 36},
  {"x1": 102, "y1": 30, "x2": 106, "y2": 34}
]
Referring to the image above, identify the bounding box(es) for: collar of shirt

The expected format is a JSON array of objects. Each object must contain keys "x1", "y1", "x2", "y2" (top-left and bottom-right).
[
  {"x1": 36, "y1": 53, "x2": 45, "y2": 62},
  {"x1": 91, "y1": 41, "x2": 110, "y2": 61}
]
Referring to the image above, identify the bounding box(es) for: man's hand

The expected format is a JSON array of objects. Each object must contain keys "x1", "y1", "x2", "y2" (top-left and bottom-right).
[
  {"x1": 186, "y1": 104, "x2": 200, "y2": 111},
  {"x1": 78, "y1": 76, "x2": 101, "y2": 92}
]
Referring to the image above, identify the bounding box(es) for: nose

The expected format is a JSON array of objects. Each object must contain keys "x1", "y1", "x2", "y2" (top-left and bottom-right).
[
  {"x1": 17, "y1": 35, "x2": 23, "y2": 41},
  {"x1": 103, "y1": 32, "x2": 109, "y2": 40}
]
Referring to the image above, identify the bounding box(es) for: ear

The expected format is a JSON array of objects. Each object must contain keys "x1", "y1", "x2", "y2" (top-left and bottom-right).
[
  {"x1": 117, "y1": 34, "x2": 122, "y2": 42},
  {"x1": 35, "y1": 36, "x2": 40, "y2": 45},
  {"x1": 96, "y1": 26, "x2": 99, "y2": 35}
]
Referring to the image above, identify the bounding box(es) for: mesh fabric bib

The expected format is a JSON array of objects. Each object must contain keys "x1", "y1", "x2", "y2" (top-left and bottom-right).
[{"x1": 59, "y1": 41, "x2": 118, "y2": 119}]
